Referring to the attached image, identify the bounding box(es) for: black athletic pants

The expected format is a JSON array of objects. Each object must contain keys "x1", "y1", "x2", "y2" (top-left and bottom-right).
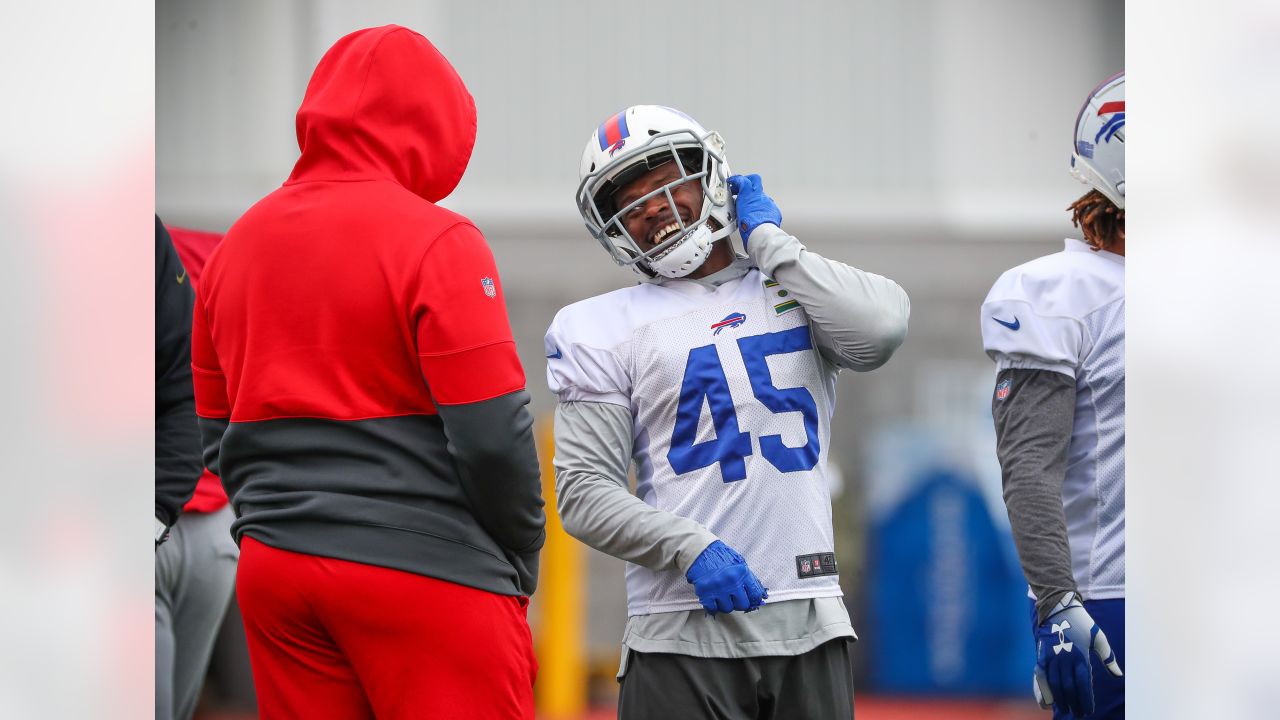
[{"x1": 618, "y1": 638, "x2": 855, "y2": 720}]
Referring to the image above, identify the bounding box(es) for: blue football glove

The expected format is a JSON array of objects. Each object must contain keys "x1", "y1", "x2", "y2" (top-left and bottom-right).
[
  {"x1": 1033, "y1": 592, "x2": 1123, "y2": 717},
  {"x1": 685, "y1": 540, "x2": 768, "y2": 616},
  {"x1": 726, "y1": 174, "x2": 782, "y2": 248}
]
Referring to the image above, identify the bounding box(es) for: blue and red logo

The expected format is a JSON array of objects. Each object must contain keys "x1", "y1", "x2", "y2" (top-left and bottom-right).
[
  {"x1": 711, "y1": 312, "x2": 747, "y2": 335},
  {"x1": 1095, "y1": 100, "x2": 1125, "y2": 144},
  {"x1": 996, "y1": 377, "x2": 1012, "y2": 401},
  {"x1": 597, "y1": 110, "x2": 632, "y2": 152}
]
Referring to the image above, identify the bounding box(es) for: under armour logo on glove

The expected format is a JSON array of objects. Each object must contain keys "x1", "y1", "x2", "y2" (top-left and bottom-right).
[
  {"x1": 1051, "y1": 620, "x2": 1074, "y2": 654},
  {"x1": 1032, "y1": 593, "x2": 1123, "y2": 717}
]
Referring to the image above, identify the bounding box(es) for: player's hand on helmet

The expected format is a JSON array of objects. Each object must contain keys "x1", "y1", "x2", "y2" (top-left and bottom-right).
[
  {"x1": 727, "y1": 174, "x2": 782, "y2": 248},
  {"x1": 685, "y1": 540, "x2": 768, "y2": 615},
  {"x1": 1032, "y1": 592, "x2": 1123, "y2": 716}
]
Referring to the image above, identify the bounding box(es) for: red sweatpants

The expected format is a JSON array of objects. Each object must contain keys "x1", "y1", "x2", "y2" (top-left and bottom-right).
[{"x1": 236, "y1": 536, "x2": 536, "y2": 719}]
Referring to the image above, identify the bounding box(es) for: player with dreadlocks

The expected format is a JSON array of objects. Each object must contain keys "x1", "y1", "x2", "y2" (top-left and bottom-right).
[
  {"x1": 1068, "y1": 189, "x2": 1124, "y2": 254},
  {"x1": 980, "y1": 72, "x2": 1126, "y2": 719}
]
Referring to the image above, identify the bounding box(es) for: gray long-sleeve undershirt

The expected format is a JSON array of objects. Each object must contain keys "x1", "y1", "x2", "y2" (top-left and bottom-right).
[
  {"x1": 992, "y1": 368, "x2": 1079, "y2": 623},
  {"x1": 749, "y1": 224, "x2": 910, "y2": 371},
  {"x1": 553, "y1": 400, "x2": 717, "y2": 575}
]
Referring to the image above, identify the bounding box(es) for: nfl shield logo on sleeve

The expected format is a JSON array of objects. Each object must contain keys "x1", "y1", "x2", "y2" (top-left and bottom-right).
[{"x1": 481, "y1": 277, "x2": 497, "y2": 298}]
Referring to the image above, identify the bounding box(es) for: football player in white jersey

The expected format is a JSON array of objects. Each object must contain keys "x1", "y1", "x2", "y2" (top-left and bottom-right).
[
  {"x1": 545, "y1": 105, "x2": 910, "y2": 720},
  {"x1": 981, "y1": 73, "x2": 1126, "y2": 719}
]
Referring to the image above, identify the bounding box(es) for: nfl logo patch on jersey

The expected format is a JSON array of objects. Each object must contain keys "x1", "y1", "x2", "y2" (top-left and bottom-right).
[
  {"x1": 481, "y1": 277, "x2": 496, "y2": 298},
  {"x1": 796, "y1": 552, "x2": 838, "y2": 579},
  {"x1": 996, "y1": 377, "x2": 1012, "y2": 400}
]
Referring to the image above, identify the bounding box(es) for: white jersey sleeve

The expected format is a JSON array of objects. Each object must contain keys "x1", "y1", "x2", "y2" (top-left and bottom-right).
[
  {"x1": 981, "y1": 270, "x2": 1086, "y2": 377},
  {"x1": 545, "y1": 297, "x2": 631, "y2": 407}
]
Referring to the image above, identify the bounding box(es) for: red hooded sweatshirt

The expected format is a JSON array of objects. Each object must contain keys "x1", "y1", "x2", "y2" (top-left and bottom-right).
[{"x1": 191, "y1": 26, "x2": 544, "y2": 596}]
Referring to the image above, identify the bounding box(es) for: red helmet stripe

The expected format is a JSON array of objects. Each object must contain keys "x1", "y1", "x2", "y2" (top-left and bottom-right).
[
  {"x1": 603, "y1": 111, "x2": 624, "y2": 147},
  {"x1": 1097, "y1": 101, "x2": 1125, "y2": 116}
]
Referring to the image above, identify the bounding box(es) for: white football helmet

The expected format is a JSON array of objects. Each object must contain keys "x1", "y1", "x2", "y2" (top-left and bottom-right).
[
  {"x1": 1070, "y1": 72, "x2": 1125, "y2": 208},
  {"x1": 576, "y1": 105, "x2": 735, "y2": 278}
]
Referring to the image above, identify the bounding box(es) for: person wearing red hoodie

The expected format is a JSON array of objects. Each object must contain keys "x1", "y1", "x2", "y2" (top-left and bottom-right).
[
  {"x1": 190, "y1": 26, "x2": 545, "y2": 719},
  {"x1": 157, "y1": 225, "x2": 240, "y2": 720}
]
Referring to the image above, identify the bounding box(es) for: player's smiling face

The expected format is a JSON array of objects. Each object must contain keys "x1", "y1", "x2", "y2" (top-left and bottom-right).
[{"x1": 613, "y1": 160, "x2": 704, "y2": 249}]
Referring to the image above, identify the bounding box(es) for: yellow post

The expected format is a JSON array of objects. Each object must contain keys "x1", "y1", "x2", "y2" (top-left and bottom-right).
[{"x1": 534, "y1": 416, "x2": 586, "y2": 718}]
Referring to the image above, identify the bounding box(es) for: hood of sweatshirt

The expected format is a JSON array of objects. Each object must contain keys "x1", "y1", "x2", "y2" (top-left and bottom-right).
[{"x1": 286, "y1": 25, "x2": 477, "y2": 203}]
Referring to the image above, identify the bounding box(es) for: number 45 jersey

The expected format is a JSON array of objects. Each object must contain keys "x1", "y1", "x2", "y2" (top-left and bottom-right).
[{"x1": 546, "y1": 267, "x2": 844, "y2": 615}]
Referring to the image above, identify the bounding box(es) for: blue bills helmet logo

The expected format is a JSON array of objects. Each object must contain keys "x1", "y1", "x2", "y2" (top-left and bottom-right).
[
  {"x1": 996, "y1": 377, "x2": 1012, "y2": 400},
  {"x1": 710, "y1": 312, "x2": 747, "y2": 335},
  {"x1": 1095, "y1": 100, "x2": 1125, "y2": 144},
  {"x1": 481, "y1": 277, "x2": 497, "y2": 298}
]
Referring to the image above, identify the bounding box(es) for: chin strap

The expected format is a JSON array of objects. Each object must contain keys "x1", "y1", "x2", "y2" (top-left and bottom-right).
[{"x1": 646, "y1": 224, "x2": 716, "y2": 278}]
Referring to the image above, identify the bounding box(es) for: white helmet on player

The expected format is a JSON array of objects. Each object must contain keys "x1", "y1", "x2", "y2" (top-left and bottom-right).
[
  {"x1": 1070, "y1": 71, "x2": 1125, "y2": 208},
  {"x1": 576, "y1": 105, "x2": 735, "y2": 279}
]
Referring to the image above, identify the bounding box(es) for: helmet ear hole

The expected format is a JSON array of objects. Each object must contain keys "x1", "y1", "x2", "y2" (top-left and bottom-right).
[
  {"x1": 675, "y1": 148, "x2": 703, "y2": 175},
  {"x1": 589, "y1": 162, "x2": 596, "y2": 172}
]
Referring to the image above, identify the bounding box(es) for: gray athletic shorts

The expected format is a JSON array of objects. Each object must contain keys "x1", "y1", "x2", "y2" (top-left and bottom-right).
[{"x1": 618, "y1": 638, "x2": 854, "y2": 720}]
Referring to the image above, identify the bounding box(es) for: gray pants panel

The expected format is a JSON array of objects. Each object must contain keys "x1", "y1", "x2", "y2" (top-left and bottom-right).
[
  {"x1": 155, "y1": 505, "x2": 238, "y2": 720},
  {"x1": 618, "y1": 638, "x2": 855, "y2": 720}
]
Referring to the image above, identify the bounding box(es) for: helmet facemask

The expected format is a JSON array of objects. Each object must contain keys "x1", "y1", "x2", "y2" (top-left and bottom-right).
[{"x1": 577, "y1": 128, "x2": 734, "y2": 278}]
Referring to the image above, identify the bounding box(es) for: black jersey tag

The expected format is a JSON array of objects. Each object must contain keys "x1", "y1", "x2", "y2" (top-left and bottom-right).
[{"x1": 796, "y1": 552, "x2": 838, "y2": 579}]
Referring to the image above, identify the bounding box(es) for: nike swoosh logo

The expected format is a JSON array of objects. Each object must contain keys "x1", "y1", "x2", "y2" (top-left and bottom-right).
[
  {"x1": 546, "y1": 349, "x2": 563, "y2": 360},
  {"x1": 176, "y1": 270, "x2": 187, "y2": 284},
  {"x1": 993, "y1": 316, "x2": 1020, "y2": 331}
]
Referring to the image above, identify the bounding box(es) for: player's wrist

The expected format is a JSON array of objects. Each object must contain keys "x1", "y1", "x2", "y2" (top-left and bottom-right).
[
  {"x1": 1032, "y1": 589, "x2": 1122, "y2": 714},
  {"x1": 1041, "y1": 591, "x2": 1082, "y2": 621},
  {"x1": 685, "y1": 540, "x2": 742, "y2": 582}
]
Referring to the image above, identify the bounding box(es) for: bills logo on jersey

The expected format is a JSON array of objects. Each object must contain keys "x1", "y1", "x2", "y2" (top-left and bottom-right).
[
  {"x1": 996, "y1": 377, "x2": 1012, "y2": 400},
  {"x1": 481, "y1": 277, "x2": 497, "y2": 298},
  {"x1": 710, "y1": 312, "x2": 747, "y2": 335}
]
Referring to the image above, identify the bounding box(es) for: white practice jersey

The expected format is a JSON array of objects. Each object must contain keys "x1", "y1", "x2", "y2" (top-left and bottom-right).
[
  {"x1": 546, "y1": 268, "x2": 844, "y2": 615},
  {"x1": 981, "y1": 238, "x2": 1125, "y2": 600}
]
